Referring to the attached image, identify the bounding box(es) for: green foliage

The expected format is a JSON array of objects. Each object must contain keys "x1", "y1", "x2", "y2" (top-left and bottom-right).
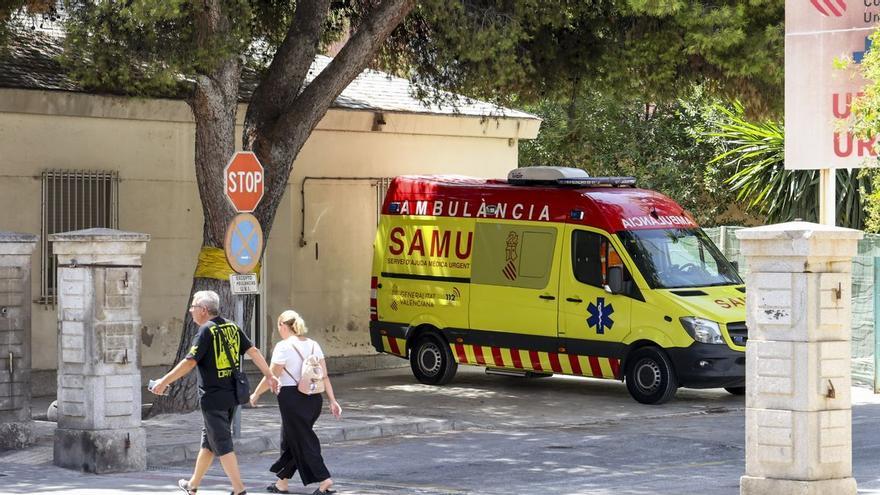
[
  {"x1": 850, "y1": 30, "x2": 880, "y2": 233},
  {"x1": 709, "y1": 102, "x2": 870, "y2": 229},
  {"x1": 851, "y1": 29, "x2": 880, "y2": 140},
  {"x1": 384, "y1": 1, "x2": 783, "y2": 117},
  {"x1": 60, "y1": 0, "x2": 350, "y2": 97},
  {"x1": 518, "y1": 87, "x2": 746, "y2": 226},
  {"x1": 56, "y1": 1, "x2": 784, "y2": 116}
]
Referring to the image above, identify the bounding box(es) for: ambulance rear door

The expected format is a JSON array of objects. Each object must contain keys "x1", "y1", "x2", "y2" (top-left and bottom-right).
[
  {"x1": 469, "y1": 220, "x2": 562, "y2": 339},
  {"x1": 559, "y1": 226, "x2": 634, "y2": 370}
]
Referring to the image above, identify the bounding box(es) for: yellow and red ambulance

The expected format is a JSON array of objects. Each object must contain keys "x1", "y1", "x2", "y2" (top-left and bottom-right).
[{"x1": 369, "y1": 167, "x2": 746, "y2": 404}]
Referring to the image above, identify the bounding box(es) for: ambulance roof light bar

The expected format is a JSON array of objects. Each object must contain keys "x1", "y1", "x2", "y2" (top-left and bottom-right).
[{"x1": 507, "y1": 167, "x2": 636, "y2": 187}]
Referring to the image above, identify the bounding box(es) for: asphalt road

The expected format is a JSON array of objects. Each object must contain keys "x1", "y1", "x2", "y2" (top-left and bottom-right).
[{"x1": 4, "y1": 368, "x2": 880, "y2": 494}]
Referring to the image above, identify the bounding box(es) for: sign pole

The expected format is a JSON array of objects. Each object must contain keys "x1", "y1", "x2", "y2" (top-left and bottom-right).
[
  {"x1": 819, "y1": 168, "x2": 837, "y2": 226},
  {"x1": 232, "y1": 296, "x2": 244, "y2": 438},
  {"x1": 223, "y1": 151, "x2": 265, "y2": 439}
]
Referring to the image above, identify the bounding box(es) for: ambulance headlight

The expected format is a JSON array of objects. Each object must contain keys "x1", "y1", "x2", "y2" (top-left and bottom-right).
[{"x1": 680, "y1": 317, "x2": 724, "y2": 345}]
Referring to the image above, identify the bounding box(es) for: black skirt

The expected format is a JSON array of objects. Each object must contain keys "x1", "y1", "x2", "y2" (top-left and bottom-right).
[{"x1": 270, "y1": 386, "x2": 331, "y2": 485}]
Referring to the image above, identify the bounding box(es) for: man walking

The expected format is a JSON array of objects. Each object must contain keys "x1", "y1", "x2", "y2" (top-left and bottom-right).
[{"x1": 151, "y1": 290, "x2": 280, "y2": 495}]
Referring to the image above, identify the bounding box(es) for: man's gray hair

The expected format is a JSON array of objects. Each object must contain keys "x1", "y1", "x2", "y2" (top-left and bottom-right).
[{"x1": 192, "y1": 290, "x2": 220, "y2": 316}]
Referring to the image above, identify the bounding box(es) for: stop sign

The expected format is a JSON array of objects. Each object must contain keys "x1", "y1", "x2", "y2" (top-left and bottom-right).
[{"x1": 224, "y1": 151, "x2": 264, "y2": 212}]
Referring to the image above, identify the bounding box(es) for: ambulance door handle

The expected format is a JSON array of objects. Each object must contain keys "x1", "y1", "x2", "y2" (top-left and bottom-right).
[
  {"x1": 539, "y1": 295, "x2": 556, "y2": 300},
  {"x1": 566, "y1": 297, "x2": 583, "y2": 303}
]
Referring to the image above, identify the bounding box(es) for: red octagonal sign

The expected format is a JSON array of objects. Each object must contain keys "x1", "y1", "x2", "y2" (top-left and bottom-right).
[{"x1": 224, "y1": 151, "x2": 264, "y2": 212}]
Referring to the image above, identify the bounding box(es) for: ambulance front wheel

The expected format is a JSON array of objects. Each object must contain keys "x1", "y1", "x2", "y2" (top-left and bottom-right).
[
  {"x1": 410, "y1": 334, "x2": 458, "y2": 385},
  {"x1": 625, "y1": 347, "x2": 678, "y2": 405}
]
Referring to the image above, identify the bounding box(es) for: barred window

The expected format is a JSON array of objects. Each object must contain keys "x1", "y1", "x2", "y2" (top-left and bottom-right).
[{"x1": 40, "y1": 170, "x2": 119, "y2": 304}]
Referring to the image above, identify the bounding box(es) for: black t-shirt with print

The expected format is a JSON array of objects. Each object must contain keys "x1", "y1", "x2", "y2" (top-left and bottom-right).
[{"x1": 186, "y1": 316, "x2": 253, "y2": 410}]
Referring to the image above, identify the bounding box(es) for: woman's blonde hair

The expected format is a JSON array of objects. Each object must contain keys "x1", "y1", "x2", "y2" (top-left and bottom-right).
[{"x1": 277, "y1": 309, "x2": 308, "y2": 336}]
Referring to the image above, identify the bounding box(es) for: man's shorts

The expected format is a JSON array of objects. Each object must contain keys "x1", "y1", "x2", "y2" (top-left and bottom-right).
[{"x1": 200, "y1": 407, "x2": 235, "y2": 456}]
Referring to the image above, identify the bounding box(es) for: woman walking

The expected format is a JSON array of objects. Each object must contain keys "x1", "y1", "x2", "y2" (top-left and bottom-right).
[{"x1": 251, "y1": 310, "x2": 342, "y2": 495}]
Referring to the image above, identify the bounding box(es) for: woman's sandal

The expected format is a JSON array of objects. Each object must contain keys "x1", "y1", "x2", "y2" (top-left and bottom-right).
[
  {"x1": 177, "y1": 479, "x2": 197, "y2": 495},
  {"x1": 310, "y1": 489, "x2": 336, "y2": 495},
  {"x1": 266, "y1": 483, "x2": 290, "y2": 494}
]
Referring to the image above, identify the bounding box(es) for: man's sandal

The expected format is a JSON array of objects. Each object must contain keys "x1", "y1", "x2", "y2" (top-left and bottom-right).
[{"x1": 178, "y1": 479, "x2": 197, "y2": 495}]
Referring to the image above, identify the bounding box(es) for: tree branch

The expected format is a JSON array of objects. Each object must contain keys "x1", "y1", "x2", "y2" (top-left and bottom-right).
[
  {"x1": 244, "y1": 0, "x2": 331, "y2": 151},
  {"x1": 253, "y1": 0, "x2": 414, "y2": 239}
]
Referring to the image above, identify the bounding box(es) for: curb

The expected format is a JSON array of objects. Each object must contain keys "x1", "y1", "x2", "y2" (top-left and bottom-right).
[{"x1": 146, "y1": 416, "x2": 457, "y2": 466}]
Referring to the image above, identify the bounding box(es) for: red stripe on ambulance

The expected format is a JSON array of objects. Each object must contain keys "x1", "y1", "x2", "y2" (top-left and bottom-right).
[
  {"x1": 455, "y1": 343, "x2": 468, "y2": 364},
  {"x1": 447, "y1": 343, "x2": 623, "y2": 381},
  {"x1": 568, "y1": 354, "x2": 583, "y2": 375},
  {"x1": 474, "y1": 345, "x2": 486, "y2": 365},
  {"x1": 588, "y1": 356, "x2": 603, "y2": 377},
  {"x1": 549, "y1": 353, "x2": 563, "y2": 373},
  {"x1": 609, "y1": 358, "x2": 621, "y2": 379},
  {"x1": 491, "y1": 347, "x2": 504, "y2": 367},
  {"x1": 510, "y1": 348, "x2": 523, "y2": 369},
  {"x1": 387, "y1": 337, "x2": 401, "y2": 356},
  {"x1": 528, "y1": 351, "x2": 543, "y2": 371}
]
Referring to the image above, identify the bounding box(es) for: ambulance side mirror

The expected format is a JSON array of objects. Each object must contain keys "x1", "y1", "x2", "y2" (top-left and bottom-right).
[
  {"x1": 605, "y1": 266, "x2": 623, "y2": 295},
  {"x1": 730, "y1": 260, "x2": 739, "y2": 273}
]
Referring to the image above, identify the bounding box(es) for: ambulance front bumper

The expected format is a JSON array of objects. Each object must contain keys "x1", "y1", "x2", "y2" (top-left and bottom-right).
[{"x1": 666, "y1": 343, "x2": 745, "y2": 389}]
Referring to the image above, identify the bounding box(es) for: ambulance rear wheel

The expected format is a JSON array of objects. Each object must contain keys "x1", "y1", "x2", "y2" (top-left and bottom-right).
[
  {"x1": 625, "y1": 347, "x2": 678, "y2": 405},
  {"x1": 410, "y1": 334, "x2": 457, "y2": 385}
]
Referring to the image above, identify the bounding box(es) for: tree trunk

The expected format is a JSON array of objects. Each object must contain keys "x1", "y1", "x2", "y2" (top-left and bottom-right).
[
  {"x1": 149, "y1": 0, "x2": 414, "y2": 416},
  {"x1": 147, "y1": 0, "x2": 241, "y2": 417}
]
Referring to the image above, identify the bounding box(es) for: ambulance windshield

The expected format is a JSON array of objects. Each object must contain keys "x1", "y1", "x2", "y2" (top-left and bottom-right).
[{"x1": 617, "y1": 228, "x2": 742, "y2": 289}]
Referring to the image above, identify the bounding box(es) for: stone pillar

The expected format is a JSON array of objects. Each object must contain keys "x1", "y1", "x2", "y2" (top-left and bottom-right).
[
  {"x1": 50, "y1": 228, "x2": 149, "y2": 473},
  {"x1": 0, "y1": 232, "x2": 37, "y2": 449},
  {"x1": 737, "y1": 222, "x2": 862, "y2": 495}
]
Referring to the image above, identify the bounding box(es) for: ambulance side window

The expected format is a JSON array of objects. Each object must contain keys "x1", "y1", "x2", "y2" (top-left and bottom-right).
[
  {"x1": 571, "y1": 230, "x2": 603, "y2": 287},
  {"x1": 571, "y1": 230, "x2": 627, "y2": 290}
]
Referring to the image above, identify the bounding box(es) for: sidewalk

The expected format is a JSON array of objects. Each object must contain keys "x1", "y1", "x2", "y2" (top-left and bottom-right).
[
  {"x1": 19, "y1": 366, "x2": 880, "y2": 467},
  {"x1": 25, "y1": 367, "x2": 463, "y2": 466},
  {"x1": 145, "y1": 400, "x2": 458, "y2": 465}
]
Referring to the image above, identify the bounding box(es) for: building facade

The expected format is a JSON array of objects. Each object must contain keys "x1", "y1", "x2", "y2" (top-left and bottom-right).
[{"x1": 0, "y1": 41, "x2": 540, "y2": 394}]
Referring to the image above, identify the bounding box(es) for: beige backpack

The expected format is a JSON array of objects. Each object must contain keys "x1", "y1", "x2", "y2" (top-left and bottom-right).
[{"x1": 284, "y1": 340, "x2": 325, "y2": 395}]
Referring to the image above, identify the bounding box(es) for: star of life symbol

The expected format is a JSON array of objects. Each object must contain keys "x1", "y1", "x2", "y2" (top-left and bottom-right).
[
  {"x1": 502, "y1": 232, "x2": 519, "y2": 280},
  {"x1": 587, "y1": 297, "x2": 614, "y2": 334}
]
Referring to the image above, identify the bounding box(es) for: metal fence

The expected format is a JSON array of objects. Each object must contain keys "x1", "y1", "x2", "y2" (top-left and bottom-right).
[{"x1": 705, "y1": 226, "x2": 880, "y2": 389}]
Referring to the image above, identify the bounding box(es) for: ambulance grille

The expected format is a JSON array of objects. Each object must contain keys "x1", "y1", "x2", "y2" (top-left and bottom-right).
[{"x1": 727, "y1": 321, "x2": 748, "y2": 346}]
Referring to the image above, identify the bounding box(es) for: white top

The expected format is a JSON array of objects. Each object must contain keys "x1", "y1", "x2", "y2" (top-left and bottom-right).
[{"x1": 271, "y1": 337, "x2": 325, "y2": 387}]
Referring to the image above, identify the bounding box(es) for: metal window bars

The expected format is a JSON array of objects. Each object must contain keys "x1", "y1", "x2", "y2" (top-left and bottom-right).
[{"x1": 39, "y1": 170, "x2": 119, "y2": 305}]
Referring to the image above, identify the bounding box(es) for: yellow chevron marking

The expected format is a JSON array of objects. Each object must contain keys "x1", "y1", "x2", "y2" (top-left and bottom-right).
[
  {"x1": 519, "y1": 349, "x2": 535, "y2": 370},
  {"x1": 599, "y1": 358, "x2": 614, "y2": 378},
  {"x1": 578, "y1": 355, "x2": 592, "y2": 377},
  {"x1": 499, "y1": 348, "x2": 514, "y2": 368},
  {"x1": 537, "y1": 352, "x2": 552, "y2": 372},
  {"x1": 464, "y1": 344, "x2": 478, "y2": 364},
  {"x1": 559, "y1": 354, "x2": 574, "y2": 375}
]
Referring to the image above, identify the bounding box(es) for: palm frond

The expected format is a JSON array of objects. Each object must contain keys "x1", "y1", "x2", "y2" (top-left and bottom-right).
[{"x1": 708, "y1": 103, "x2": 869, "y2": 228}]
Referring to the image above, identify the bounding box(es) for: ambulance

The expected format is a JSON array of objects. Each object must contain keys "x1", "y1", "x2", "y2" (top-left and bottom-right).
[{"x1": 369, "y1": 167, "x2": 746, "y2": 404}]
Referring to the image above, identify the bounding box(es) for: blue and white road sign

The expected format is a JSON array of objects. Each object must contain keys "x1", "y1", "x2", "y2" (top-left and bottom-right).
[{"x1": 224, "y1": 213, "x2": 263, "y2": 274}]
